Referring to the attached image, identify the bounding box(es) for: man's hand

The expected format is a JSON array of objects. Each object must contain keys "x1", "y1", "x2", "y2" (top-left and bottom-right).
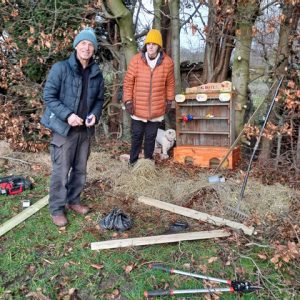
[
  {"x1": 125, "y1": 101, "x2": 133, "y2": 115},
  {"x1": 67, "y1": 113, "x2": 84, "y2": 127},
  {"x1": 85, "y1": 114, "x2": 96, "y2": 127},
  {"x1": 165, "y1": 101, "x2": 173, "y2": 113}
]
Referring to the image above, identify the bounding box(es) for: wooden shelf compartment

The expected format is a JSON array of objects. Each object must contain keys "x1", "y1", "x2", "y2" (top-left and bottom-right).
[
  {"x1": 178, "y1": 131, "x2": 230, "y2": 135},
  {"x1": 177, "y1": 116, "x2": 229, "y2": 120},
  {"x1": 177, "y1": 102, "x2": 230, "y2": 107}
]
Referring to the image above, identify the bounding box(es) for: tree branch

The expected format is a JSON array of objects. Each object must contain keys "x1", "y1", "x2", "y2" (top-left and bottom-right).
[{"x1": 181, "y1": 2, "x2": 202, "y2": 28}]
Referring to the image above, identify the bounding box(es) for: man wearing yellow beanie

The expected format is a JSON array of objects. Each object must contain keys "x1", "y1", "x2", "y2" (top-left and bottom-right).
[{"x1": 123, "y1": 29, "x2": 175, "y2": 165}]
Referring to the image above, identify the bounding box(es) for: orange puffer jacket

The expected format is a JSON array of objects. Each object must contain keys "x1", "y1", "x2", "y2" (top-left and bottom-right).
[{"x1": 123, "y1": 51, "x2": 175, "y2": 120}]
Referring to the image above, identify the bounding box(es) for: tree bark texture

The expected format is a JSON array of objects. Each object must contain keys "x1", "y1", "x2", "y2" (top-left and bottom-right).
[
  {"x1": 153, "y1": 0, "x2": 162, "y2": 30},
  {"x1": 170, "y1": 0, "x2": 181, "y2": 94},
  {"x1": 105, "y1": 0, "x2": 137, "y2": 68},
  {"x1": 105, "y1": 0, "x2": 138, "y2": 140},
  {"x1": 160, "y1": 1, "x2": 171, "y2": 54},
  {"x1": 232, "y1": 1, "x2": 259, "y2": 137},
  {"x1": 296, "y1": 125, "x2": 300, "y2": 173},
  {"x1": 259, "y1": 2, "x2": 300, "y2": 161},
  {"x1": 275, "y1": 1, "x2": 300, "y2": 73},
  {"x1": 201, "y1": 0, "x2": 236, "y2": 83}
]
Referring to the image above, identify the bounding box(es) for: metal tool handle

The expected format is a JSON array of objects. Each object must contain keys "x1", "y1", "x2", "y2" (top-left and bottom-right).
[
  {"x1": 148, "y1": 264, "x2": 229, "y2": 284},
  {"x1": 237, "y1": 75, "x2": 284, "y2": 209},
  {"x1": 144, "y1": 289, "x2": 174, "y2": 298},
  {"x1": 149, "y1": 264, "x2": 172, "y2": 273},
  {"x1": 144, "y1": 287, "x2": 234, "y2": 298}
]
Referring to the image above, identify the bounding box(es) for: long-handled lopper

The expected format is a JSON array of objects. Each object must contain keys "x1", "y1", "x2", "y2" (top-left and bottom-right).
[{"x1": 144, "y1": 264, "x2": 263, "y2": 298}]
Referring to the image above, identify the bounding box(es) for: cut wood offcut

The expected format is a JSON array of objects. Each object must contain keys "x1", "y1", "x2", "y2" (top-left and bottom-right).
[
  {"x1": 138, "y1": 196, "x2": 254, "y2": 236},
  {"x1": 91, "y1": 229, "x2": 230, "y2": 250},
  {"x1": 0, "y1": 195, "x2": 49, "y2": 237}
]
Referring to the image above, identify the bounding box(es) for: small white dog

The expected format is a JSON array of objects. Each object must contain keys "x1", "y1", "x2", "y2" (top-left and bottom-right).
[{"x1": 155, "y1": 128, "x2": 176, "y2": 158}]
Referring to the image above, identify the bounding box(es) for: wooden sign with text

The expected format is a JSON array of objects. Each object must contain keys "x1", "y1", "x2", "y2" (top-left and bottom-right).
[{"x1": 186, "y1": 81, "x2": 232, "y2": 94}]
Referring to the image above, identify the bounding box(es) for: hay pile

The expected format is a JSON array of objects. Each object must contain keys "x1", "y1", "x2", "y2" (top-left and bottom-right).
[
  {"x1": 87, "y1": 152, "x2": 298, "y2": 217},
  {"x1": 0, "y1": 141, "x2": 297, "y2": 218}
]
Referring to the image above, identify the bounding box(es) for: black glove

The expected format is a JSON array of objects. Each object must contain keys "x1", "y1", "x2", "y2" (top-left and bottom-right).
[
  {"x1": 125, "y1": 101, "x2": 133, "y2": 115},
  {"x1": 165, "y1": 101, "x2": 173, "y2": 113}
]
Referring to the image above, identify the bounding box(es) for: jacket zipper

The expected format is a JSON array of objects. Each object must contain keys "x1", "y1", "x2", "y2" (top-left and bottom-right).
[
  {"x1": 143, "y1": 52, "x2": 163, "y2": 118},
  {"x1": 149, "y1": 69, "x2": 153, "y2": 117}
]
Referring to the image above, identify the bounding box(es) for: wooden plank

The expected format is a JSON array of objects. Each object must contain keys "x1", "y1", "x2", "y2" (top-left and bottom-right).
[
  {"x1": 138, "y1": 196, "x2": 254, "y2": 236},
  {"x1": 91, "y1": 229, "x2": 230, "y2": 250},
  {"x1": 0, "y1": 195, "x2": 49, "y2": 237}
]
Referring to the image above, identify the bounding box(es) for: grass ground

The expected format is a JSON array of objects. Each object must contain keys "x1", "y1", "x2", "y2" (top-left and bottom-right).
[{"x1": 0, "y1": 141, "x2": 299, "y2": 300}]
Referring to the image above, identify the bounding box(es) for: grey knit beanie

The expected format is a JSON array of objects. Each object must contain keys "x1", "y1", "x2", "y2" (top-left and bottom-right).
[{"x1": 73, "y1": 27, "x2": 97, "y2": 50}]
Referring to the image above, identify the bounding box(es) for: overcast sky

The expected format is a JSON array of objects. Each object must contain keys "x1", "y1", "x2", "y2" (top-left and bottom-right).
[{"x1": 134, "y1": 0, "x2": 207, "y2": 52}]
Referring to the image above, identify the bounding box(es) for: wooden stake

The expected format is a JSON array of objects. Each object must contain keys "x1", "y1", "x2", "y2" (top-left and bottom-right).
[
  {"x1": 91, "y1": 229, "x2": 230, "y2": 250},
  {"x1": 138, "y1": 196, "x2": 254, "y2": 236},
  {"x1": 0, "y1": 195, "x2": 49, "y2": 237}
]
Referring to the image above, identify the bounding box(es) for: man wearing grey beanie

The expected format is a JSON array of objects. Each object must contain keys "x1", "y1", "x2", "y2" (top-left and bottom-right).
[{"x1": 41, "y1": 27, "x2": 104, "y2": 227}]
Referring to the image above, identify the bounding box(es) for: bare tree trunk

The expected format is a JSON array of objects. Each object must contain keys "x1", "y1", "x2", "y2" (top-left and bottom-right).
[
  {"x1": 259, "y1": 1, "x2": 300, "y2": 161},
  {"x1": 105, "y1": 0, "x2": 137, "y2": 67},
  {"x1": 160, "y1": 1, "x2": 171, "y2": 54},
  {"x1": 110, "y1": 27, "x2": 121, "y2": 135},
  {"x1": 232, "y1": 1, "x2": 259, "y2": 137},
  {"x1": 296, "y1": 125, "x2": 300, "y2": 174},
  {"x1": 170, "y1": 0, "x2": 180, "y2": 94},
  {"x1": 153, "y1": 0, "x2": 162, "y2": 30},
  {"x1": 162, "y1": 0, "x2": 180, "y2": 130},
  {"x1": 201, "y1": 0, "x2": 236, "y2": 84},
  {"x1": 105, "y1": 0, "x2": 138, "y2": 140}
]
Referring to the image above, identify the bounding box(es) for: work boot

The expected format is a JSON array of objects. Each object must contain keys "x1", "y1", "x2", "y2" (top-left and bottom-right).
[
  {"x1": 66, "y1": 204, "x2": 90, "y2": 215},
  {"x1": 52, "y1": 214, "x2": 68, "y2": 227}
]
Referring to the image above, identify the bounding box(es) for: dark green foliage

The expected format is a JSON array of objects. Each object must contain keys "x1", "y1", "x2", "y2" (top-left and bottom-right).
[
  {"x1": 23, "y1": 62, "x2": 47, "y2": 83},
  {"x1": 0, "y1": 0, "x2": 93, "y2": 84}
]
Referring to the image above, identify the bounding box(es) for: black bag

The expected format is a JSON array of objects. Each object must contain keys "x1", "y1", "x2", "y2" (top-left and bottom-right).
[{"x1": 99, "y1": 208, "x2": 133, "y2": 231}]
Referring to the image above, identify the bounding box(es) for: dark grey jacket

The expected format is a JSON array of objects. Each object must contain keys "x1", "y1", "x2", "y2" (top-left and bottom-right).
[{"x1": 41, "y1": 52, "x2": 104, "y2": 137}]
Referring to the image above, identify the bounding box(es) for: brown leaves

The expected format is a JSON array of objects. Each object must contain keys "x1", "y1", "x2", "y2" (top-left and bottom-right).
[
  {"x1": 207, "y1": 256, "x2": 218, "y2": 264},
  {"x1": 26, "y1": 290, "x2": 50, "y2": 300},
  {"x1": 123, "y1": 262, "x2": 137, "y2": 273},
  {"x1": 104, "y1": 289, "x2": 120, "y2": 299},
  {"x1": 270, "y1": 241, "x2": 300, "y2": 269},
  {"x1": 0, "y1": 35, "x2": 24, "y2": 90},
  {"x1": 257, "y1": 253, "x2": 267, "y2": 260},
  {"x1": 251, "y1": 26, "x2": 260, "y2": 37},
  {"x1": 10, "y1": 9, "x2": 19, "y2": 17},
  {"x1": 243, "y1": 120, "x2": 293, "y2": 142},
  {"x1": 0, "y1": 100, "x2": 50, "y2": 152},
  {"x1": 91, "y1": 263, "x2": 104, "y2": 270},
  {"x1": 189, "y1": 23, "x2": 198, "y2": 35}
]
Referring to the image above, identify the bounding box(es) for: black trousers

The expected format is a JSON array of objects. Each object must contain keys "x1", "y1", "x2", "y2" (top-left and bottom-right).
[{"x1": 130, "y1": 119, "x2": 160, "y2": 164}]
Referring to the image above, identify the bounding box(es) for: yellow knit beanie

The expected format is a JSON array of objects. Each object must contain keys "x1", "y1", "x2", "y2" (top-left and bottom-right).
[{"x1": 144, "y1": 29, "x2": 163, "y2": 48}]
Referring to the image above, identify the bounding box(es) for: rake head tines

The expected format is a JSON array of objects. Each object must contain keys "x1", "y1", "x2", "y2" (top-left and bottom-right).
[{"x1": 225, "y1": 205, "x2": 249, "y2": 222}]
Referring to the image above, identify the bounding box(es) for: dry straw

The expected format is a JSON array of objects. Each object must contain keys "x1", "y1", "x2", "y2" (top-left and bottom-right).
[{"x1": 87, "y1": 152, "x2": 297, "y2": 217}]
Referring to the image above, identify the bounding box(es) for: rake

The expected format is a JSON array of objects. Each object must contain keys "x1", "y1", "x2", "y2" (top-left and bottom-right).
[{"x1": 227, "y1": 75, "x2": 284, "y2": 221}]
